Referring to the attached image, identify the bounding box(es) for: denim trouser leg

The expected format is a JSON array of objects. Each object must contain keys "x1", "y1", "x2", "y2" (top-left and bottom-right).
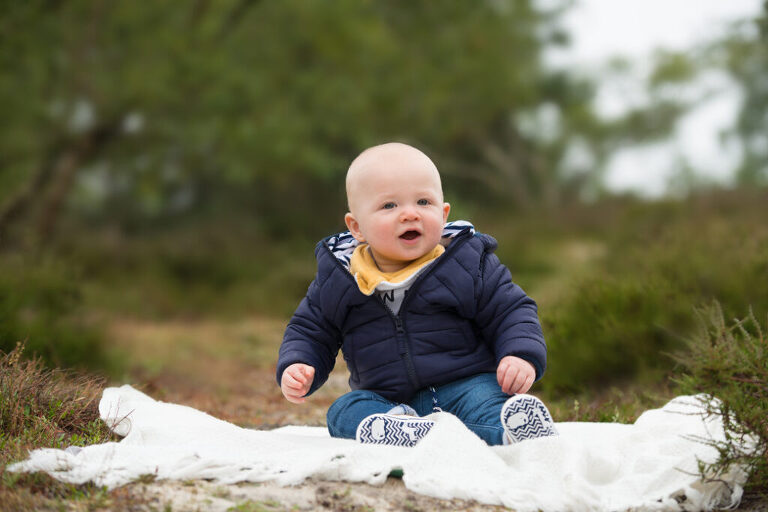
[
  {"x1": 327, "y1": 373, "x2": 510, "y2": 445},
  {"x1": 326, "y1": 390, "x2": 398, "y2": 439},
  {"x1": 409, "y1": 373, "x2": 509, "y2": 446}
]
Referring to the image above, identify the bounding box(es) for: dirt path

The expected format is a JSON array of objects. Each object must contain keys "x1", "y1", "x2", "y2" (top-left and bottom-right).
[
  {"x1": 107, "y1": 316, "x2": 512, "y2": 511},
  {"x1": 109, "y1": 316, "x2": 339, "y2": 426},
  {"x1": 135, "y1": 479, "x2": 509, "y2": 512}
]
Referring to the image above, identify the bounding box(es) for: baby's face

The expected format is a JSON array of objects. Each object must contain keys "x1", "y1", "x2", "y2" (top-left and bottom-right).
[{"x1": 345, "y1": 147, "x2": 450, "y2": 273}]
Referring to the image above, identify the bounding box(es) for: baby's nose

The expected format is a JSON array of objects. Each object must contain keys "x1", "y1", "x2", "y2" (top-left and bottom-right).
[{"x1": 400, "y1": 206, "x2": 420, "y2": 221}]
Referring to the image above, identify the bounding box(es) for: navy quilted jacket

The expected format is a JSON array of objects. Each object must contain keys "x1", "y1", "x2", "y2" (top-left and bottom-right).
[{"x1": 276, "y1": 221, "x2": 547, "y2": 403}]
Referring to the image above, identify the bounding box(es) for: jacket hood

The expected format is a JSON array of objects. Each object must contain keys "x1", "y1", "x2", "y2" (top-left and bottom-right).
[{"x1": 321, "y1": 220, "x2": 476, "y2": 270}]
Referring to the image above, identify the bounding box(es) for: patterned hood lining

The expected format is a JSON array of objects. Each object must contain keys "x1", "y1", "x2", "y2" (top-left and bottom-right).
[{"x1": 324, "y1": 220, "x2": 476, "y2": 270}]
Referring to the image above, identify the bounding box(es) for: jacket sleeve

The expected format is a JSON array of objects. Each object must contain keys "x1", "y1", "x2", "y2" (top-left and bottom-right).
[
  {"x1": 276, "y1": 278, "x2": 342, "y2": 396},
  {"x1": 474, "y1": 251, "x2": 547, "y2": 381}
]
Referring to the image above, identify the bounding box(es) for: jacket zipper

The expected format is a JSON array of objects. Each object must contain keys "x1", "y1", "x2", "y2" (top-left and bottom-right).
[
  {"x1": 392, "y1": 315, "x2": 418, "y2": 388},
  {"x1": 383, "y1": 229, "x2": 474, "y2": 392}
]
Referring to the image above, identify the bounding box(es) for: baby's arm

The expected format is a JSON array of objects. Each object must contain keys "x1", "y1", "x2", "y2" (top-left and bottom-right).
[
  {"x1": 475, "y1": 249, "x2": 547, "y2": 383},
  {"x1": 280, "y1": 363, "x2": 316, "y2": 404},
  {"x1": 496, "y1": 355, "x2": 535, "y2": 395},
  {"x1": 277, "y1": 278, "x2": 341, "y2": 398}
]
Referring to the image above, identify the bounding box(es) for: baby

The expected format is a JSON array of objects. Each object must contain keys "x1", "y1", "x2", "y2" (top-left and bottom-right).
[{"x1": 276, "y1": 142, "x2": 557, "y2": 446}]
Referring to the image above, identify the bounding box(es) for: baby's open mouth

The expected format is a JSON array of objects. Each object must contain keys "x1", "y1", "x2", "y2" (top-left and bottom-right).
[{"x1": 399, "y1": 230, "x2": 421, "y2": 240}]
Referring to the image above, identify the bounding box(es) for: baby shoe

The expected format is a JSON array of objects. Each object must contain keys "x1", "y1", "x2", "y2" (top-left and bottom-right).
[
  {"x1": 501, "y1": 394, "x2": 558, "y2": 444},
  {"x1": 356, "y1": 414, "x2": 435, "y2": 447}
]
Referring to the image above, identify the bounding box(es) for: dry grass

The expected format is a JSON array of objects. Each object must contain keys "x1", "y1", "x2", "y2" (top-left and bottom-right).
[
  {"x1": 0, "y1": 342, "x2": 154, "y2": 511},
  {"x1": 0, "y1": 342, "x2": 104, "y2": 438}
]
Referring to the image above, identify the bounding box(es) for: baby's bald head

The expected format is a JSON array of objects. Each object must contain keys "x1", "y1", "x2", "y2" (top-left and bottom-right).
[{"x1": 345, "y1": 142, "x2": 443, "y2": 214}]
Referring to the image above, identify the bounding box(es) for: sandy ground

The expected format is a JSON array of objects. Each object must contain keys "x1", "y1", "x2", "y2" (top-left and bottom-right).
[{"x1": 135, "y1": 478, "x2": 509, "y2": 512}]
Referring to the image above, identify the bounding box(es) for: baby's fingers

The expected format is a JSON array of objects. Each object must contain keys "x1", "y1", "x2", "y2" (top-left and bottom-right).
[
  {"x1": 509, "y1": 372, "x2": 534, "y2": 394},
  {"x1": 520, "y1": 373, "x2": 535, "y2": 394},
  {"x1": 282, "y1": 387, "x2": 306, "y2": 404},
  {"x1": 496, "y1": 360, "x2": 511, "y2": 388},
  {"x1": 500, "y1": 366, "x2": 520, "y2": 395},
  {"x1": 282, "y1": 372, "x2": 307, "y2": 391}
]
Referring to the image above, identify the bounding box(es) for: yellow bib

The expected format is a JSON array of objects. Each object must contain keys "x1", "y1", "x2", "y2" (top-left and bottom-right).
[{"x1": 349, "y1": 244, "x2": 445, "y2": 295}]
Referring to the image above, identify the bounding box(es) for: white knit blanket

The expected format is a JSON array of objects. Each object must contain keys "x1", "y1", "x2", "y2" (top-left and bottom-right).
[{"x1": 8, "y1": 385, "x2": 753, "y2": 511}]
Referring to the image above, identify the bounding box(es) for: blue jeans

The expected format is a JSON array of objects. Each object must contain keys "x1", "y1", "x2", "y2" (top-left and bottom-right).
[{"x1": 326, "y1": 373, "x2": 510, "y2": 445}]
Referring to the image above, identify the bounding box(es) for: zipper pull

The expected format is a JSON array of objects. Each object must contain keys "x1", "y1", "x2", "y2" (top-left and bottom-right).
[{"x1": 395, "y1": 317, "x2": 407, "y2": 355}]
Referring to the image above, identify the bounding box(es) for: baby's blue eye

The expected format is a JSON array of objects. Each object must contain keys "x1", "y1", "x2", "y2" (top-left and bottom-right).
[
  {"x1": 382, "y1": 202, "x2": 396, "y2": 210},
  {"x1": 417, "y1": 199, "x2": 430, "y2": 206}
]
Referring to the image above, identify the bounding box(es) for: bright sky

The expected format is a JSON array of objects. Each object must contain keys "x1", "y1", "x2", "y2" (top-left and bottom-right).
[{"x1": 549, "y1": 0, "x2": 763, "y2": 197}]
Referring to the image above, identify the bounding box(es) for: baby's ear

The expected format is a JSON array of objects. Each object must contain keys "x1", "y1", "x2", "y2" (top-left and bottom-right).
[
  {"x1": 344, "y1": 212, "x2": 365, "y2": 242},
  {"x1": 442, "y1": 202, "x2": 451, "y2": 223}
]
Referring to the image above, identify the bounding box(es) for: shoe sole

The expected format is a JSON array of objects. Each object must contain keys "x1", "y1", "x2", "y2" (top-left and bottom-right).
[
  {"x1": 501, "y1": 395, "x2": 558, "y2": 443},
  {"x1": 356, "y1": 414, "x2": 435, "y2": 447}
]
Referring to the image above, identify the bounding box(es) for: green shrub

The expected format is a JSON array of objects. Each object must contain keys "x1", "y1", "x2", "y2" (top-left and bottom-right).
[
  {"x1": 56, "y1": 222, "x2": 317, "y2": 318},
  {"x1": 673, "y1": 304, "x2": 768, "y2": 501},
  {"x1": 541, "y1": 272, "x2": 692, "y2": 394},
  {"x1": 0, "y1": 253, "x2": 110, "y2": 370},
  {"x1": 538, "y1": 193, "x2": 768, "y2": 396}
]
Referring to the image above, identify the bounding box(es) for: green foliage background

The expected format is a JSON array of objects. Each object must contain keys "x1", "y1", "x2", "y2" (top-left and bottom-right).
[{"x1": 0, "y1": 0, "x2": 766, "y2": 395}]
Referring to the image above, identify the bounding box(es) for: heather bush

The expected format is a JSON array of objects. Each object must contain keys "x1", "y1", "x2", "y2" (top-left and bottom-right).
[{"x1": 673, "y1": 305, "x2": 768, "y2": 501}]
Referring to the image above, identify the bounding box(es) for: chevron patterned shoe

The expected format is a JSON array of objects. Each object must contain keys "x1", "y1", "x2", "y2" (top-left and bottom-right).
[
  {"x1": 356, "y1": 414, "x2": 435, "y2": 447},
  {"x1": 501, "y1": 394, "x2": 558, "y2": 444}
]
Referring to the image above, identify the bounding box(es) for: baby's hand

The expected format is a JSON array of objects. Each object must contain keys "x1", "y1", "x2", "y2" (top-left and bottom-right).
[
  {"x1": 281, "y1": 363, "x2": 315, "y2": 404},
  {"x1": 496, "y1": 356, "x2": 535, "y2": 395}
]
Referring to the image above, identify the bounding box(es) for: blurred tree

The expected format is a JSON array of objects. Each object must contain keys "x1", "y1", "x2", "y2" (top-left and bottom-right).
[
  {"x1": 726, "y1": 1, "x2": 768, "y2": 186},
  {"x1": 0, "y1": 0, "x2": 597, "y2": 243},
  {"x1": 648, "y1": 1, "x2": 768, "y2": 192},
  {"x1": 2, "y1": 0, "x2": 715, "y2": 244}
]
